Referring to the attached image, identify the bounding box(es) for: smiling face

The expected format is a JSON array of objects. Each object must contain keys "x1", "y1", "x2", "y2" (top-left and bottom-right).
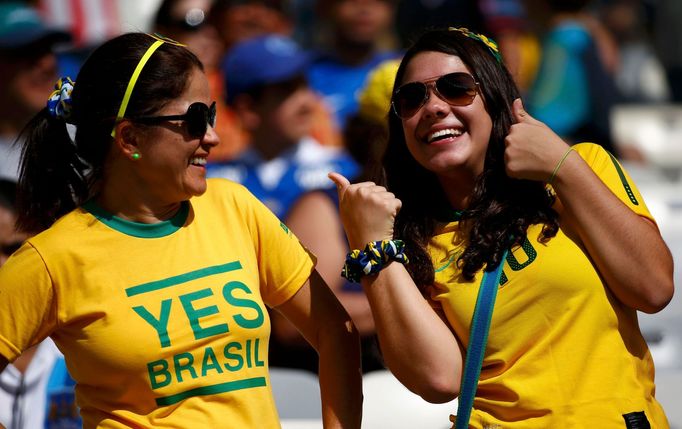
[
  {"x1": 399, "y1": 51, "x2": 493, "y2": 190},
  {"x1": 133, "y1": 67, "x2": 219, "y2": 203}
]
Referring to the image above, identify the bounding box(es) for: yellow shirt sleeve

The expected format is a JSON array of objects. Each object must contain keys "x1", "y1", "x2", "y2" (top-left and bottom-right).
[
  {"x1": 0, "y1": 243, "x2": 58, "y2": 361},
  {"x1": 570, "y1": 142, "x2": 655, "y2": 222},
  {"x1": 226, "y1": 182, "x2": 316, "y2": 308}
]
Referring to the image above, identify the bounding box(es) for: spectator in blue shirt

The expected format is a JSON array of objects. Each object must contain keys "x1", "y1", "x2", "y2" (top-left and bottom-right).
[
  {"x1": 306, "y1": 0, "x2": 400, "y2": 130},
  {"x1": 207, "y1": 34, "x2": 358, "y2": 219}
]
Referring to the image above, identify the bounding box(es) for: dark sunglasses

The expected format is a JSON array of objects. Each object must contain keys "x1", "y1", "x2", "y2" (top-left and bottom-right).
[
  {"x1": 392, "y1": 72, "x2": 479, "y2": 119},
  {"x1": 133, "y1": 101, "x2": 217, "y2": 139}
]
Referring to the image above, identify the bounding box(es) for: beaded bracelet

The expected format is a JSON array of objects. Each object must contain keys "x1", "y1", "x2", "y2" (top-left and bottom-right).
[{"x1": 341, "y1": 239, "x2": 409, "y2": 283}]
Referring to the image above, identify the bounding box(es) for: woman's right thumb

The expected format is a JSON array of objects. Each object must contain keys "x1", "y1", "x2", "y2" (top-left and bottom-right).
[{"x1": 328, "y1": 172, "x2": 351, "y2": 192}]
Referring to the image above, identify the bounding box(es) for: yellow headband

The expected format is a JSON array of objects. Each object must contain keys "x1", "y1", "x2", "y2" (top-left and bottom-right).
[
  {"x1": 111, "y1": 40, "x2": 163, "y2": 137},
  {"x1": 110, "y1": 35, "x2": 186, "y2": 138}
]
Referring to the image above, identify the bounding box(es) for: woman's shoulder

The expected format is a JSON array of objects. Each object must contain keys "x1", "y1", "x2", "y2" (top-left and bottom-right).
[
  {"x1": 26, "y1": 207, "x2": 94, "y2": 249},
  {"x1": 287, "y1": 189, "x2": 339, "y2": 220},
  {"x1": 200, "y1": 178, "x2": 274, "y2": 219},
  {"x1": 202, "y1": 178, "x2": 256, "y2": 202},
  {"x1": 571, "y1": 142, "x2": 616, "y2": 164},
  {"x1": 295, "y1": 188, "x2": 338, "y2": 208},
  {"x1": 206, "y1": 176, "x2": 247, "y2": 191}
]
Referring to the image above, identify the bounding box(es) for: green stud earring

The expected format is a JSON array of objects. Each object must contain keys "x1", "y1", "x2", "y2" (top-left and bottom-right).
[{"x1": 132, "y1": 152, "x2": 141, "y2": 160}]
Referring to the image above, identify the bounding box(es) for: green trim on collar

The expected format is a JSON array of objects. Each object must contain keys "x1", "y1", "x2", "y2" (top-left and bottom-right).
[{"x1": 83, "y1": 200, "x2": 189, "y2": 238}]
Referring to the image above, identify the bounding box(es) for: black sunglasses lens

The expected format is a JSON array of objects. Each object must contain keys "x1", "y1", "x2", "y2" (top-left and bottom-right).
[
  {"x1": 394, "y1": 82, "x2": 427, "y2": 119},
  {"x1": 186, "y1": 103, "x2": 210, "y2": 138},
  {"x1": 208, "y1": 102, "x2": 217, "y2": 128},
  {"x1": 436, "y1": 73, "x2": 477, "y2": 105}
]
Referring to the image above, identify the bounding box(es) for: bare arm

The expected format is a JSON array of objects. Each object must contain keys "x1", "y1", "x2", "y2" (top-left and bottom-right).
[
  {"x1": 505, "y1": 99, "x2": 674, "y2": 313},
  {"x1": 328, "y1": 173, "x2": 462, "y2": 403},
  {"x1": 274, "y1": 270, "x2": 362, "y2": 428},
  {"x1": 360, "y1": 263, "x2": 462, "y2": 403},
  {"x1": 286, "y1": 192, "x2": 376, "y2": 335},
  {"x1": 549, "y1": 153, "x2": 673, "y2": 312}
]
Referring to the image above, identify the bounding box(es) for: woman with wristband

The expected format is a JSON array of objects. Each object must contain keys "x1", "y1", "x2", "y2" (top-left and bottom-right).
[
  {"x1": 0, "y1": 32, "x2": 361, "y2": 428},
  {"x1": 329, "y1": 27, "x2": 673, "y2": 427}
]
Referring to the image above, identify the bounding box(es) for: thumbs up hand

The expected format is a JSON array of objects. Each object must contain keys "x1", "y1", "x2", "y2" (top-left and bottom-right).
[
  {"x1": 504, "y1": 98, "x2": 571, "y2": 182},
  {"x1": 328, "y1": 172, "x2": 402, "y2": 250}
]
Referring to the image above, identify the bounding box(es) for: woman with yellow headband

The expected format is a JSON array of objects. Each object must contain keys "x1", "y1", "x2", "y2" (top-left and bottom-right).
[
  {"x1": 329, "y1": 28, "x2": 673, "y2": 428},
  {"x1": 0, "y1": 32, "x2": 361, "y2": 428}
]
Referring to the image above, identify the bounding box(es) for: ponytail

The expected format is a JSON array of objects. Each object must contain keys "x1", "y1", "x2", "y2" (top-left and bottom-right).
[
  {"x1": 16, "y1": 108, "x2": 89, "y2": 233},
  {"x1": 14, "y1": 33, "x2": 203, "y2": 233}
]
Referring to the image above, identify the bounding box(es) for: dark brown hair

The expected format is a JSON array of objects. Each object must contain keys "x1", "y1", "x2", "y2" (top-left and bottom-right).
[
  {"x1": 16, "y1": 33, "x2": 203, "y2": 233},
  {"x1": 382, "y1": 28, "x2": 558, "y2": 288}
]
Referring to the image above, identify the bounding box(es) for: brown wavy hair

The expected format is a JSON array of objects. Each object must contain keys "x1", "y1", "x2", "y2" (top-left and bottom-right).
[{"x1": 381, "y1": 28, "x2": 559, "y2": 288}]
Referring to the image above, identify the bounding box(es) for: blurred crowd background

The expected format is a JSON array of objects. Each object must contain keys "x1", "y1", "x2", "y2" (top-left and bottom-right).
[
  {"x1": 1, "y1": 0, "x2": 681, "y2": 428},
  {"x1": 2, "y1": 0, "x2": 681, "y2": 168}
]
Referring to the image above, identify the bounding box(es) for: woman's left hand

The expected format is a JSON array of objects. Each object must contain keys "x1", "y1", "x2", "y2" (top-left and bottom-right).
[{"x1": 503, "y1": 98, "x2": 572, "y2": 182}]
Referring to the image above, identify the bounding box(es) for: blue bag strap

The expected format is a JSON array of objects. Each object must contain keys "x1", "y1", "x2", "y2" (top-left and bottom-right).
[{"x1": 453, "y1": 249, "x2": 508, "y2": 429}]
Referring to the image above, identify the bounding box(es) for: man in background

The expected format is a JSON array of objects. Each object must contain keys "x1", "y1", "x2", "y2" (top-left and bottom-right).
[{"x1": 208, "y1": 34, "x2": 358, "y2": 219}]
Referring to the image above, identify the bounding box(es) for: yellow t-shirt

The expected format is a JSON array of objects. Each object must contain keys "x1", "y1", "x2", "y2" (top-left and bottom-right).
[
  {"x1": 429, "y1": 144, "x2": 669, "y2": 428},
  {"x1": 0, "y1": 179, "x2": 315, "y2": 428}
]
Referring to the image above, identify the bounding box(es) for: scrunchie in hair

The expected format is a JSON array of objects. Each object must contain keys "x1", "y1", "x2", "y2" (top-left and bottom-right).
[{"x1": 47, "y1": 77, "x2": 75, "y2": 121}]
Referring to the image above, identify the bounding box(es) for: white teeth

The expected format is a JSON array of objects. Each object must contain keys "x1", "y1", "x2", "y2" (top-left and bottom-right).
[
  {"x1": 190, "y1": 157, "x2": 207, "y2": 166},
  {"x1": 428, "y1": 128, "x2": 463, "y2": 142}
]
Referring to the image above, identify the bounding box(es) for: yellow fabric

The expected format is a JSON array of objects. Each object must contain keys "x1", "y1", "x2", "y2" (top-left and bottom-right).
[
  {"x1": 0, "y1": 179, "x2": 315, "y2": 428},
  {"x1": 428, "y1": 143, "x2": 669, "y2": 428}
]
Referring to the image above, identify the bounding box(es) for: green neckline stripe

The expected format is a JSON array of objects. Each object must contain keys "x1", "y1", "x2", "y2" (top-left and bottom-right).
[
  {"x1": 607, "y1": 152, "x2": 639, "y2": 205},
  {"x1": 155, "y1": 376, "x2": 267, "y2": 406},
  {"x1": 83, "y1": 200, "x2": 190, "y2": 238},
  {"x1": 125, "y1": 261, "x2": 242, "y2": 297}
]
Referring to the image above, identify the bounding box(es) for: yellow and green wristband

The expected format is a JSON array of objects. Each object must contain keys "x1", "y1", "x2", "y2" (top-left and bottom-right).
[{"x1": 342, "y1": 239, "x2": 409, "y2": 283}]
